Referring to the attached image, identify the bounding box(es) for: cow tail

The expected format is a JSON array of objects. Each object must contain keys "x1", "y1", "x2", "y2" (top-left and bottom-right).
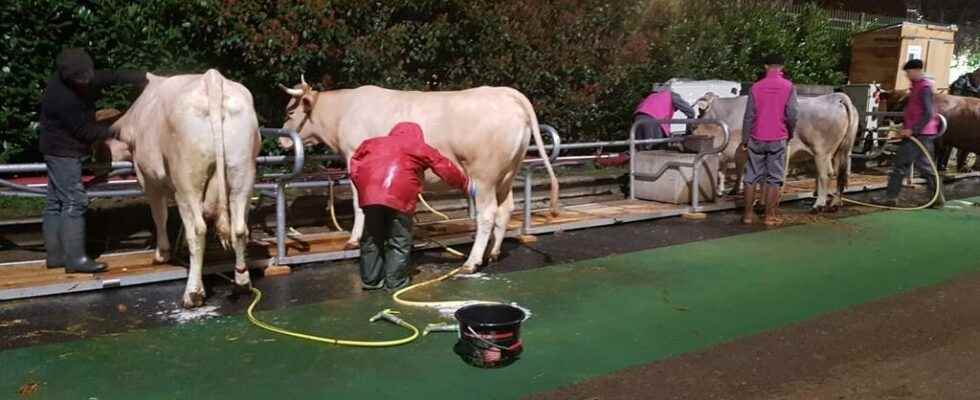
[
  {"x1": 205, "y1": 69, "x2": 232, "y2": 248},
  {"x1": 836, "y1": 95, "x2": 859, "y2": 202},
  {"x1": 516, "y1": 90, "x2": 560, "y2": 216}
]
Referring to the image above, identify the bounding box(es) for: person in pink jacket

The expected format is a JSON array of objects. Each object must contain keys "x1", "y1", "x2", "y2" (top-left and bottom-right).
[{"x1": 741, "y1": 54, "x2": 799, "y2": 226}]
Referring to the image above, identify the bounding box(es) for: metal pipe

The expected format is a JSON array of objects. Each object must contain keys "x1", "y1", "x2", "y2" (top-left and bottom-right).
[
  {"x1": 691, "y1": 119, "x2": 731, "y2": 211},
  {"x1": 851, "y1": 113, "x2": 949, "y2": 160},
  {"x1": 259, "y1": 128, "x2": 305, "y2": 264},
  {"x1": 522, "y1": 168, "x2": 533, "y2": 235},
  {"x1": 628, "y1": 118, "x2": 729, "y2": 210},
  {"x1": 539, "y1": 124, "x2": 562, "y2": 162}
]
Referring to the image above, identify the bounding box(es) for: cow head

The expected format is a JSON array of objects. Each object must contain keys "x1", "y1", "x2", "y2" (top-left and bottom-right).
[
  {"x1": 692, "y1": 92, "x2": 722, "y2": 136},
  {"x1": 279, "y1": 75, "x2": 321, "y2": 149}
]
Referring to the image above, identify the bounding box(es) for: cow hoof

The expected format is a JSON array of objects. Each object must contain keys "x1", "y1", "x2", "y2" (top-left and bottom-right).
[
  {"x1": 344, "y1": 241, "x2": 360, "y2": 250},
  {"x1": 182, "y1": 290, "x2": 205, "y2": 309},
  {"x1": 153, "y1": 251, "x2": 171, "y2": 265},
  {"x1": 459, "y1": 265, "x2": 479, "y2": 275},
  {"x1": 488, "y1": 252, "x2": 500, "y2": 263}
]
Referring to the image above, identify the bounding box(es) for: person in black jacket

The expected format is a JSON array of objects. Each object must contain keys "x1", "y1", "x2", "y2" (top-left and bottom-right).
[{"x1": 39, "y1": 48, "x2": 147, "y2": 273}]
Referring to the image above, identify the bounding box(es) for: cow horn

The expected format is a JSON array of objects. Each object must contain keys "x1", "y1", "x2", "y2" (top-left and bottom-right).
[
  {"x1": 279, "y1": 84, "x2": 304, "y2": 97},
  {"x1": 301, "y1": 74, "x2": 308, "y2": 86}
]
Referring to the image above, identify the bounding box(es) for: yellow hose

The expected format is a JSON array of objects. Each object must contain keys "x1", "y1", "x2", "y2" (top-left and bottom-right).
[
  {"x1": 235, "y1": 193, "x2": 485, "y2": 346},
  {"x1": 217, "y1": 272, "x2": 419, "y2": 347},
  {"x1": 843, "y1": 135, "x2": 941, "y2": 211},
  {"x1": 391, "y1": 267, "x2": 495, "y2": 309},
  {"x1": 418, "y1": 193, "x2": 452, "y2": 221},
  {"x1": 328, "y1": 181, "x2": 345, "y2": 232}
]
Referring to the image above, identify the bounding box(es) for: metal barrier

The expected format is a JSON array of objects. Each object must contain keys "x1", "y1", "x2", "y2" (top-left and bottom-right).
[
  {"x1": 853, "y1": 112, "x2": 948, "y2": 160},
  {"x1": 258, "y1": 128, "x2": 305, "y2": 266},
  {"x1": 629, "y1": 118, "x2": 731, "y2": 212},
  {"x1": 2, "y1": 121, "x2": 736, "y2": 263},
  {"x1": 519, "y1": 118, "x2": 730, "y2": 234}
]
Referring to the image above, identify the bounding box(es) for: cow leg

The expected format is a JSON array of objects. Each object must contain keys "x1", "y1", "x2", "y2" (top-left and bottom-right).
[
  {"x1": 346, "y1": 184, "x2": 365, "y2": 249},
  {"x1": 489, "y1": 190, "x2": 515, "y2": 262},
  {"x1": 175, "y1": 196, "x2": 208, "y2": 308},
  {"x1": 957, "y1": 151, "x2": 973, "y2": 173},
  {"x1": 146, "y1": 184, "x2": 172, "y2": 264},
  {"x1": 811, "y1": 153, "x2": 833, "y2": 212},
  {"x1": 461, "y1": 182, "x2": 497, "y2": 273},
  {"x1": 229, "y1": 180, "x2": 253, "y2": 292}
]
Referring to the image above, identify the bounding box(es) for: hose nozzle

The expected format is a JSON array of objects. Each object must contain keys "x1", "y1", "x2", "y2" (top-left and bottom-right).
[{"x1": 370, "y1": 309, "x2": 407, "y2": 326}]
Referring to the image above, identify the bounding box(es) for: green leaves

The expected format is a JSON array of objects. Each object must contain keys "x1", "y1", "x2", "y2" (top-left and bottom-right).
[{"x1": 2, "y1": 0, "x2": 857, "y2": 162}]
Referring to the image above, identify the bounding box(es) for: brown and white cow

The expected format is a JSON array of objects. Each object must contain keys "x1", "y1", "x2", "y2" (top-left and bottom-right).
[
  {"x1": 693, "y1": 92, "x2": 859, "y2": 211},
  {"x1": 112, "y1": 70, "x2": 260, "y2": 308},
  {"x1": 931, "y1": 95, "x2": 980, "y2": 171},
  {"x1": 278, "y1": 78, "x2": 558, "y2": 272}
]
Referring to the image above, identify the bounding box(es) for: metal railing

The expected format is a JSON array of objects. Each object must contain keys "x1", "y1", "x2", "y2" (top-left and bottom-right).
[
  {"x1": 519, "y1": 118, "x2": 730, "y2": 234},
  {"x1": 1, "y1": 121, "x2": 734, "y2": 264},
  {"x1": 258, "y1": 128, "x2": 304, "y2": 266},
  {"x1": 853, "y1": 112, "x2": 948, "y2": 160},
  {"x1": 630, "y1": 119, "x2": 731, "y2": 211}
]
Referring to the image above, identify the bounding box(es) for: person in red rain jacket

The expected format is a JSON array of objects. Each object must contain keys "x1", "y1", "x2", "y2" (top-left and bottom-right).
[{"x1": 349, "y1": 122, "x2": 471, "y2": 290}]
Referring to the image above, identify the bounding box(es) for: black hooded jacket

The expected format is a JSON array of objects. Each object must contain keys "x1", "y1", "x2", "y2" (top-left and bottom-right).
[{"x1": 38, "y1": 48, "x2": 147, "y2": 158}]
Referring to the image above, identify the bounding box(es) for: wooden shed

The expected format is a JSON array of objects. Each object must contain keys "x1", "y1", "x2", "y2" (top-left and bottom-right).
[{"x1": 849, "y1": 22, "x2": 957, "y2": 91}]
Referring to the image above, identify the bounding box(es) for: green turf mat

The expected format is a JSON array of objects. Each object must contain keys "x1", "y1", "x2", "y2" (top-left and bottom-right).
[{"x1": 5, "y1": 201, "x2": 980, "y2": 399}]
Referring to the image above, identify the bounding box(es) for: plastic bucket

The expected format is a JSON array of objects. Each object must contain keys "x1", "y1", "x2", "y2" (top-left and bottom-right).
[{"x1": 453, "y1": 303, "x2": 526, "y2": 368}]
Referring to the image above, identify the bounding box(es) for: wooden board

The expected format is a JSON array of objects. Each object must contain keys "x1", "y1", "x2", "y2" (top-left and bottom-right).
[{"x1": 0, "y1": 172, "x2": 925, "y2": 301}]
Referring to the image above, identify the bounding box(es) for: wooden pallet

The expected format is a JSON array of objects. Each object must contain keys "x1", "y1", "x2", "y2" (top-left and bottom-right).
[{"x1": 0, "y1": 172, "x2": 942, "y2": 301}]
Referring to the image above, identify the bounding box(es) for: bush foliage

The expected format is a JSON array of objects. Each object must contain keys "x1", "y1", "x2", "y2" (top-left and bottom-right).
[{"x1": 1, "y1": 0, "x2": 857, "y2": 162}]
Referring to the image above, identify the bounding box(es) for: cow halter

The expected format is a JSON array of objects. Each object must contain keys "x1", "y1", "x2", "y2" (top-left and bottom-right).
[{"x1": 286, "y1": 91, "x2": 321, "y2": 134}]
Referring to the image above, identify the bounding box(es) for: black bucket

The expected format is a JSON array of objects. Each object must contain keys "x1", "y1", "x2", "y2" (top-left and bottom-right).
[{"x1": 453, "y1": 303, "x2": 526, "y2": 368}]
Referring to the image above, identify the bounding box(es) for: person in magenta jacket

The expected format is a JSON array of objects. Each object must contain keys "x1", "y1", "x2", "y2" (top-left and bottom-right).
[
  {"x1": 873, "y1": 59, "x2": 945, "y2": 208},
  {"x1": 741, "y1": 54, "x2": 799, "y2": 226},
  {"x1": 349, "y1": 122, "x2": 471, "y2": 290},
  {"x1": 633, "y1": 83, "x2": 697, "y2": 150}
]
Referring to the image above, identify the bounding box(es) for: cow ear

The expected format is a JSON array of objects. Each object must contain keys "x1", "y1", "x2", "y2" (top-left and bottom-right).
[{"x1": 301, "y1": 95, "x2": 314, "y2": 113}]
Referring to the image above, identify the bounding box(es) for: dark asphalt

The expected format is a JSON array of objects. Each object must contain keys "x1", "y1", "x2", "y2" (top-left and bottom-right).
[{"x1": 2, "y1": 177, "x2": 978, "y2": 351}]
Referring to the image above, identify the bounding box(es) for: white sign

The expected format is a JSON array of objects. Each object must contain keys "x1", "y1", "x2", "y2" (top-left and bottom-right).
[{"x1": 907, "y1": 45, "x2": 923, "y2": 61}]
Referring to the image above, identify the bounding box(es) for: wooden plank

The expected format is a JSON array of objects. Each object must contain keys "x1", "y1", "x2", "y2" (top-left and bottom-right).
[{"x1": 1, "y1": 272, "x2": 97, "y2": 290}]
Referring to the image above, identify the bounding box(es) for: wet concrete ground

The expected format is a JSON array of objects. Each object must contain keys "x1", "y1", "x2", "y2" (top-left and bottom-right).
[{"x1": 3, "y1": 178, "x2": 978, "y2": 351}]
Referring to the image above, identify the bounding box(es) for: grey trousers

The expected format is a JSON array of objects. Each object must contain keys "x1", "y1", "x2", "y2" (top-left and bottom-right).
[
  {"x1": 44, "y1": 156, "x2": 88, "y2": 218},
  {"x1": 634, "y1": 114, "x2": 668, "y2": 150},
  {"x1": 886, "y1": 136, "x2": 938, "y2": 199},
  {"x1": 743, "y1": 138, "x2": 788, "y2": 187}
]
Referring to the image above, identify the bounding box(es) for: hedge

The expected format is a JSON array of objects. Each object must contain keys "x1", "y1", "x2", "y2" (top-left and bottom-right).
[{"x1": 1, "y1": 0, "x2": 858, "y2": 163}]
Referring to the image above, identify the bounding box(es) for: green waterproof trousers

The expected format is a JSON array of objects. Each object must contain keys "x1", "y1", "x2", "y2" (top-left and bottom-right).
[{"x1": 359, "y1": 206, "x2": 414, "y2": 290}]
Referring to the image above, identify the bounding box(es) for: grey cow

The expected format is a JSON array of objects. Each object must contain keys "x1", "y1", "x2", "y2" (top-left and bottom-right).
[{"x1": 693, "y1": 92, "x2": 859, "y2": 211}]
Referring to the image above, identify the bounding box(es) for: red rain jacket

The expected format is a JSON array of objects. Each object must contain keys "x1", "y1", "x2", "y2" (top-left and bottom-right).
[{"x1": 349, "y1": 122, "x2": 469, "y2": 214}]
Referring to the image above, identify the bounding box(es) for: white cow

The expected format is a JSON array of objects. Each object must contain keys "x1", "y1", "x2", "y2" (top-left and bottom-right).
[
  {"x1": 112, "y1": 70, "x2": 260, "y2": 308},
  {"x1": 279, "y1": 78, "x2": 558, "y2": 272}
]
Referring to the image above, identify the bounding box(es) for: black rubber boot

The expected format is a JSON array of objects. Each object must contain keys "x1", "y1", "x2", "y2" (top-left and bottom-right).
[
  {"x1": 62, "y1": 215, "x2": 107, "y2": 273},
  {"x1": 42, "y1": 214, "x2": 65, "y2": 269},
  {"x1": 930, "y1": 181, "x2": 946, "y2": 209}
]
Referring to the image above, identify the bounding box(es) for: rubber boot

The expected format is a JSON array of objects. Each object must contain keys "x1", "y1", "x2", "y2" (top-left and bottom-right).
[
  {"x1": 742, "y1": 184, "x2": 759, "y2": 224},
  {"x1": 62, "y1": 215, "x2": 107, "y2": 273},
  {"x1": 930, "y1": 180, "x2": 946, "y2": 209},
  {"x1": 763, "y1": 185, "x2": 783, "y2": 226},
  {"x1": 42, "y1": 214, "x2": 65, "y2": 269}
]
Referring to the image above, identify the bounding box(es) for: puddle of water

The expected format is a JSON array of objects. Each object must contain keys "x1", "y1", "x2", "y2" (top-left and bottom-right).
[{"x1": 153, "y1": 305, "x2": 220, "y2": 324}]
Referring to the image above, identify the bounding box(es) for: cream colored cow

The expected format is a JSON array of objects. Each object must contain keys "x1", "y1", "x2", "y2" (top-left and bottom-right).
[
  {"x1": 279, "y1": 79, "x2": 558, "y2": 272},
  {"x1": 113, "y1": 70, "x2": 260, "y2": 308}
]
